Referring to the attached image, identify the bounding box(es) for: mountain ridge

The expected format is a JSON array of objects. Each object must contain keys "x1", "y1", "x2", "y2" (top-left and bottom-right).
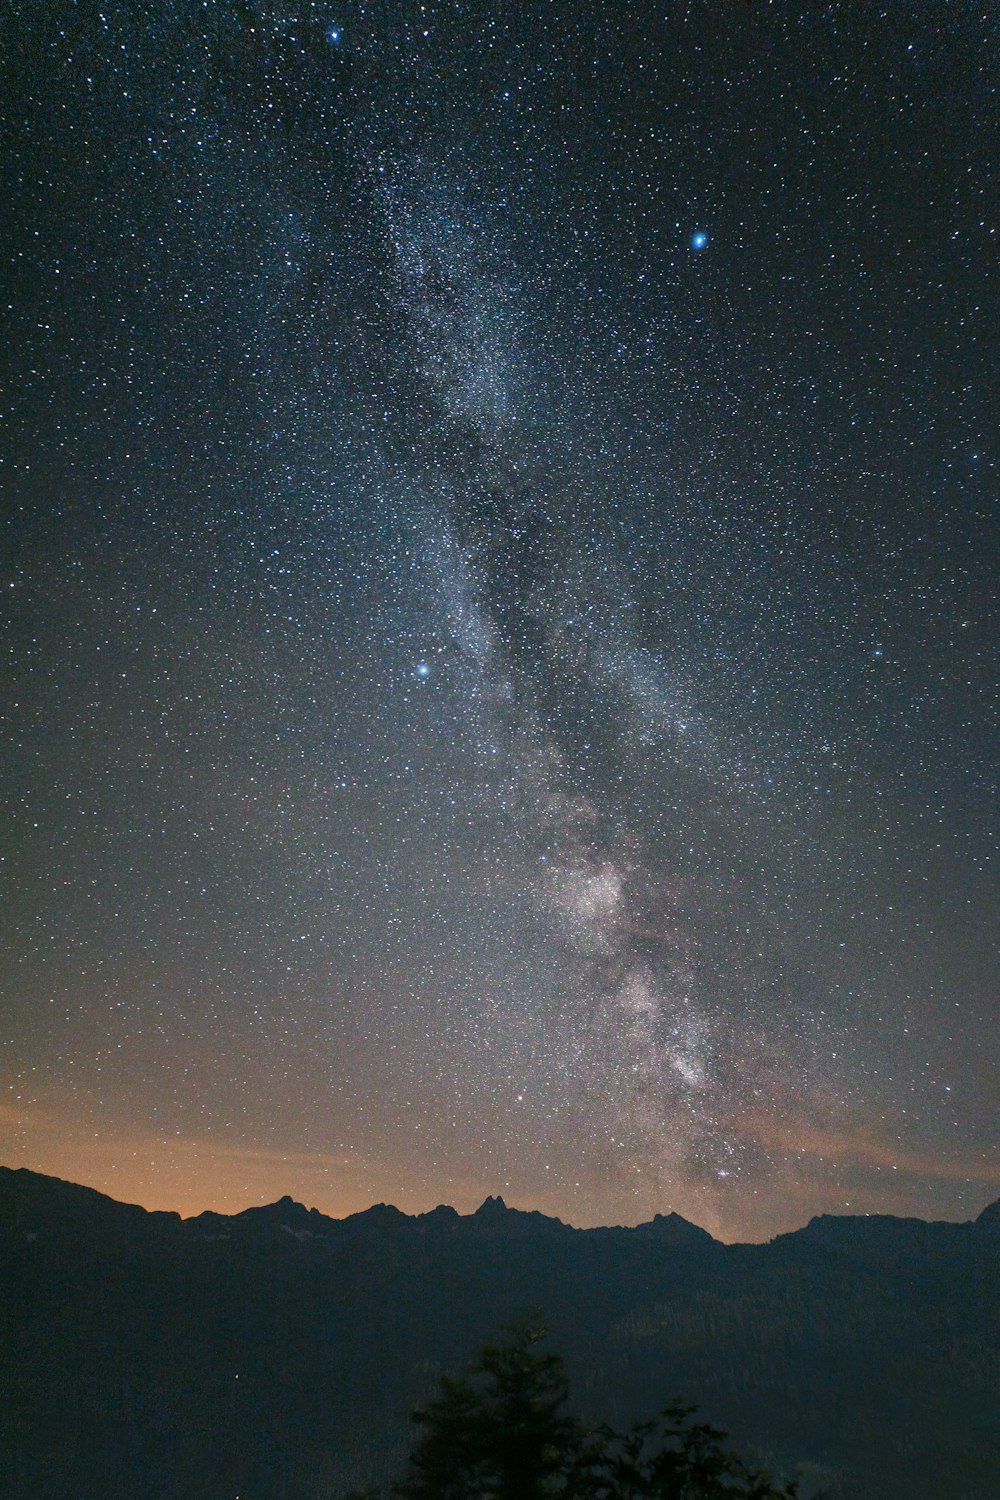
[
  {"x1": 2, "y1": 1164, "x2": 998, "y2": 1500},
  {"x1": 3, "y1": 1162, "x2": 996, "y2": 1243}
]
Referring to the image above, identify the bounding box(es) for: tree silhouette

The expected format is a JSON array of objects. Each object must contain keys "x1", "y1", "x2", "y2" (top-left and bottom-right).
[
  {"x1": 343, "y1": 1319, "x2": 804, "y2": 1499},
  {"x1": 392, "y1": 1319, "x2": 581, "y2": 1499},
  {"x1": 599, "y1": 1401, "x2": 800, "y2": 1498}
]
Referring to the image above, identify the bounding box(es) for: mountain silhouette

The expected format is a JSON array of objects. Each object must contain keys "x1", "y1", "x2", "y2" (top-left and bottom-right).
[{"x1": 1, "y1": 1166, "x2": 997, "y2": 1499}]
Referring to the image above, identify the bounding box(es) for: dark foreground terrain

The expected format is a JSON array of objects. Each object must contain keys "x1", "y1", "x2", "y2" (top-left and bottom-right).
[{"x1": 1, "y1": 1166, "x2": 997, "y2": 1499}]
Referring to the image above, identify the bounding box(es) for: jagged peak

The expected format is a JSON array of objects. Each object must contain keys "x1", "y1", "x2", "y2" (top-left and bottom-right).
[
  {"x1": 474, "y1": 1194, "x2": 509, "y2": 1215},
  {"x1": 238, "y1": 1195, "x2": 312, "y2": 1219},
  {"x1": 637, "y1": 1210, "x2": 714, "y2": 1243},
  {"x1": 343, "y1": 1201, "x2": 407, "y2": 1228}
]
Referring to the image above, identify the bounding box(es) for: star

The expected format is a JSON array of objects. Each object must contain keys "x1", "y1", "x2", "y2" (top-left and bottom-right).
[{"x1": 691, "y1": 231, "x2": 709, "y2": 251}]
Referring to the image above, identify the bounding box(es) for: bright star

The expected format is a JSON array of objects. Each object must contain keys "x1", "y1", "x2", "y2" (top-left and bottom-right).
[
  {"x1": 327, "y1": 26, "x2": 341, "y2": 43},
  {"x1": 416, "y1": 662, "x2": 431, "y2": 678},
  {"x1": 691, "y1": 231, "x2": 708, "y2": 251}
]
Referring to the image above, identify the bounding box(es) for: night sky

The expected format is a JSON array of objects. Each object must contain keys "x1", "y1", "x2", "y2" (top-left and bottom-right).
[{"x1": 2, "y1": 1, "x2": 996, "y2": 1241}]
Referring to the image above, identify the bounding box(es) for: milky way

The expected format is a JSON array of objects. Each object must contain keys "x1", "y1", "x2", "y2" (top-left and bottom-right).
[{"x1": 1, "y1": 2, "x2": 996, "y2": 1238}]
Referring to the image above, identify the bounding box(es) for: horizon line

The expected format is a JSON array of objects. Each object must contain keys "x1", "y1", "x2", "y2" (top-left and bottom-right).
[{"x1": 4, "y1": 1161, "x2": 997, "y2": 1243}]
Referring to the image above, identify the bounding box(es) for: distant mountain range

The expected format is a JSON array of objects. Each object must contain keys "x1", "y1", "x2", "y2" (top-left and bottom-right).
[{"x1": 2, "y1": 1165, "x2": 997, "y2": 1499}]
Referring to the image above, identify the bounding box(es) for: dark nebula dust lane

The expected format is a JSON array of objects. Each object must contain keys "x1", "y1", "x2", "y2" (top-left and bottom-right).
[{"x1": 1, "y1": 3, "x2": 996, "y2": 1239}]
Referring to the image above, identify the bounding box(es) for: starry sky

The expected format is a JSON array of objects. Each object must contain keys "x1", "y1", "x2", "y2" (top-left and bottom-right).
[{"x1": 1, "y1": 1, "x2": 997, "y2": 1241}]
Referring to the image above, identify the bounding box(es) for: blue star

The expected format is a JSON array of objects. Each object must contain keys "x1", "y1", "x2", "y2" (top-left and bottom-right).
[
  {"x1": 416, "y1": 662, "x2": 431, "y2": 679},
  {"x1": 691, "y1": 231, "x2": 709, "y2": 251},
  {"x1": 327, "y1": 26, "x2": 341, "y2": 44}
]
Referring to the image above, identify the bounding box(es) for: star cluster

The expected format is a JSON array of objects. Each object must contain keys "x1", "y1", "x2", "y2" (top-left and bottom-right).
[{"x1": 1, "y1": 1, "x2": 996, "y2": 1238}]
